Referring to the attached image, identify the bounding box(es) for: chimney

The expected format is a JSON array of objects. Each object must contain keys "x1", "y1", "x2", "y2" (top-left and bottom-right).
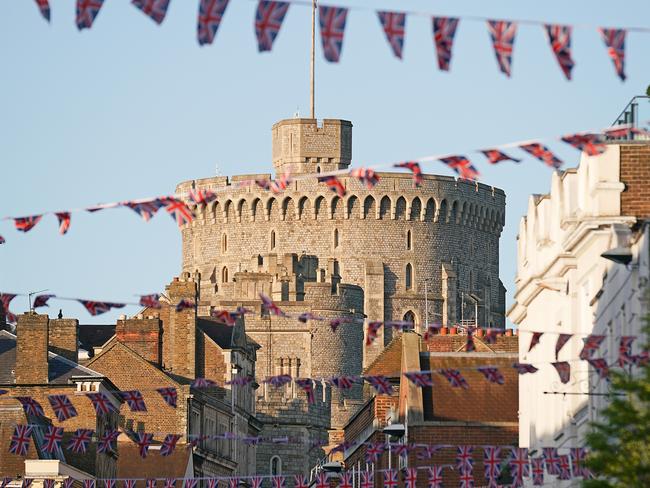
[
  {"x1": 49, "y1": 318, "x2": 79, "y2": 363},
  {"x1": 15, "y1": 313, "x2": 49, "y2": 384},
  {"x1": 165, "y1": 275, "x2": 197, "y2": 378},
  {"x1": 116, "y1": 316, "x2": 162, "y2": 366}
]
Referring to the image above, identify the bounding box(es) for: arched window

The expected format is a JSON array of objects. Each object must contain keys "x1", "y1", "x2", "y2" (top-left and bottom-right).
[
  {"x1": 222, "y1": 267, "x2": 228, "y2": 283},
  {"x1": 316, "y1": 166, "x2": 321, "y2": 173},
  {"x1": 406, "y1": 230, "x2": 412, "y2": 250},
  {"x1": 334, "y1": 228, "x2": 340, "y2": 248},
  {"x1": 271, "y1": 230, "x2": 276, "y2": 250},
  {"x1": 405, "y1": 263, "x2": 413, "y2": 290},
  {"x1": 403, "y1": 311, "x2": 416, "y2": 331},
  {"x1": 270, "y1": 455, "x2": 282, "y2": 476},
  {"x1": 221, "y1": 233, "x2": 227, "y2": 253}
]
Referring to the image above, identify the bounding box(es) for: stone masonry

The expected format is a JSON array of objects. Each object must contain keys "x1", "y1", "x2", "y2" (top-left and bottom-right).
[{"x1": 175, "y1": 118, "x2": 507, "y2": 477}]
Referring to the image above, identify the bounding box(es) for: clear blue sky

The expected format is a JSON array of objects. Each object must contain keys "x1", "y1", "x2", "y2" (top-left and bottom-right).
[{"x1": 1, "y1": 0, "x2": 648, "y2": 325}]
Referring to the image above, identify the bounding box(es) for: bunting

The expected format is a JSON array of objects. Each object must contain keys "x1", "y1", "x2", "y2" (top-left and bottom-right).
[
  {"x1": 156, "y1": 386, "x2": 178, "y2": 408},
  {"x1": 319, "y1": 6, "x2": 348, "y2": 62},
  {"x1": 43, "y1": 426, "x2": 63, "y2": 453},
  {"x1": 55, "y1": 212, "x2": 71, "y2": 235},
  {"x1": 86, "y1": 392, "x2": 118, "y2": 415},
  {"x1": 588, "y1": 357, "x2": 610, "y2": 379},
  {"x1": 15, "y1": 216, "x2": 42, "y2": 233},
  {"x1": 519, "y1": 142, "x2": 563, "y2": 168},
  {"x1": 9, "y1": 425, "x2": 32, "y2": 455},
  {"x1": 555, "y1": 333, "x2": 572, "y2": 359},
  {"x1": 487, "y1": 20, "x2": 517, "y2": 76},
  {"x1": 78, "y1": 300, "x2": 125, "y2": 316},
  {"x1": 34, "y1": 0, "x2": 51, "y2": 22},
  {"x1": 97, "y1": 429, "x2": 119, "y2": 454},
  {"x1": 427, "y1": 466, "x2": 443, "y2": 488},
  {"x1": 477, "y1": 366, "x2": 505, "y2": 385},
  {"x1": 483, "y1": 446, "x2": 501, "y2": 482},
  {"x1": 394, "y1": 162, "x2": 423, "y2": 186},
  {"x1": 76, "y1": 0, "x2": 105, "y2": 30},
  {"x1": 48, "y1": 394, "x2": 78, "y2": 421},
  {"x1": 377, "y1": 11, "x2": 406, "y2": 59},
  {"x1": 16, "y1": 397, "x2": 45, "y2": 417},
  {"x1": 198, "y1": 0, "x2": 230, "y2": 45},
  {"x1": 33, "y1": 294, "x2": 55, "y2": 308},
  {"x1": 545, "y1": 24, "x2": 574, "y2": 79},
  {"x1": 364, "y1": 375, "x2": 393, "y2": 395},
  {"x1": 439, "y1": 156, "x2": 480, "y2": 181},
  {"x1": 132, "y1": 0, "x2": 170, "y2": 25},
  {"x1": 317, "y1": 175, "x2": 346, "y2": 197},
  {"x1": 295, "y1": 378, "x2": 315, "y2": 404},
  {"x1": 0, "y1": 293, "x2": 17, "y2": 324},
  {"x1": 349, "y1": 167, "x2": 380, "y2": 189},
  {"x1": 432, "y1": 17, "x2": 459, "y2": 71},
  {"x1": 124, "y1": 198, "x2": 168, "y2": 222},
  {"x1": 254, "y1": 1, "x2": 290, "y2": 52},
  {"x1": 404, "y1": 371, "x2": 433, "y2": 387},
  {"x1": 579, "y1": 334, "x2": 606, "y2": 359},
  {"x1": 531, "y1": 457, "x2": 545, "y2": 486},
  {"x1": 552, "y1": 361, "x2": 571, "y2": 384},
  {"x1": 479, "y1": 148, "x2": 521, "y2": 164},
  {"x1": 600, "y1": 28, "x2": 627, "y2": 81},
  {"x1": 165, "y1": 199, "x2": 194, "y2": 227},
  {"x1": 543, "y1": 447, "x2": 560, "y2": 475},
  {"x1": 509, "y1": 447, "x2": 530, "y2": 483},
  {"x1": 561, "y1": 133, "x2": 606, "y2": 157},
  {"x1": 439, "y1": 368, "x2": 469, "y2": 388},
  {"x1": 120, "y1": 390, "x2": 147, "y2": 412},
  {"x1": 67, "y1": 429, "x2": 94, "y2": 454},
  {"x1": 528, "y1": 331, "x2": 543, "y2": 352}
]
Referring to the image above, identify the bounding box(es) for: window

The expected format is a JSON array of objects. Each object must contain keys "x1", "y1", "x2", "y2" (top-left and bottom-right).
[
  {"x1": 270, "y1": 455, "x2": 282, "y2": 475},
  {"x1": 406, "y1": 230, "x2": 412, "y2": 250},
  {"x1": 222, "y1": 266, "x2": 228, "y2": 283},
  {"x1": 221, "y1": 233, "x2": 227, "y2": 253},
  {"x1": 334, "y1": 228, "x2": 340, "y2": 248},
  {"x1": 405, "y1": 263, "x2": 413, "y2": 290},
  {"x1": 403, "y1": 311, "x2": 416, "y2": 331},
  {"x1": 271, "y1": 230, "x2": 276, "y2": 250}
]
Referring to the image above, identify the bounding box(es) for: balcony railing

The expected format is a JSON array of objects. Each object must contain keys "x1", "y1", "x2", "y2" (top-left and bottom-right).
[{"x1": 608, "y1": 96, "x2": 650, "y2": 142}]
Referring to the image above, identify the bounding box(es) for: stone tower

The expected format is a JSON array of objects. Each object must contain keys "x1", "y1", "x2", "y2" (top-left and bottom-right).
[{"x1": 176, "y1": 117, "x2": 507, "y2": 476}]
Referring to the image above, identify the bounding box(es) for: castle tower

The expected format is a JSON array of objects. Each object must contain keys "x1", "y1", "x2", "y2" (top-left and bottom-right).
[{"x1": 272, "y1": 118, "x2": 352, "y2": 175}]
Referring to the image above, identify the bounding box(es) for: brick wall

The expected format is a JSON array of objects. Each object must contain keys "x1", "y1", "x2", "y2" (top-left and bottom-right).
[
  {"x1": 48, "y1": 318, "x2": 79, "y2": 363},
  {"x1": 115, "y1": 317, "x2": 162, "y2": 366},
  {"x1": 620, "y1": 144, "x2": 650, "y2": 218},
  {"x1": 15, "y1": 313, "x2": 48, "y2": 385}
]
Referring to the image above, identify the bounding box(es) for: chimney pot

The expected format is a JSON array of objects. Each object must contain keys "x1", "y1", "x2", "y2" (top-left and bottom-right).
[{"x1": 15, "y1": 313, "x2": 49, "y2": 384}]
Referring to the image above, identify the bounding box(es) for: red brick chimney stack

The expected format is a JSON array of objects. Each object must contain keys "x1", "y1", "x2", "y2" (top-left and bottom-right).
[
  {"x1": 15, "y1": 313, "x2": 49, "y2": 384},
  {"x1": 116, "y1": 315, "x2": 162, "y2": 366},
  {"x1": 165, "y1": 274, "x2": 197, "y2": 378},
  {"x1": 49, "y1": 318, "x2": 79, "y2": 363}
]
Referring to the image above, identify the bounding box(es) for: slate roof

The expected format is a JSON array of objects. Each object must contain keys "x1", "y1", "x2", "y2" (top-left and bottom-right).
[
  {"x1": 78, "y1": 324, "x2": 116, "y2": 354},
  {"x1": 0, "y1": 330, "x2": 104, "y2": 385}
]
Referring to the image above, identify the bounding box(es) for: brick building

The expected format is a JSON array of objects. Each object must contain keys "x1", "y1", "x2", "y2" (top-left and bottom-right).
[
  {"x1": 341, "y1": 330, "x2": 519, "y2": 487},
  {"x1": 175, "y1": 117, "x2": 508, "y2": 476}
]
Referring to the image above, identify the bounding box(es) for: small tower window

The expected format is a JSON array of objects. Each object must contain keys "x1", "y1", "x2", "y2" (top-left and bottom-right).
[
  {"x1": 271, "y1": 230, "x2": 276, "y2": 250},
  {"x1": 403, "y1": 311, "x2": 416, "y2": 331},
  {"x1": 270, "y1": 455, "x2": 282, "y2": 475},
  {"x1": 221, "y1": 233, "x2": 227, "y2": 253},
  {"x1": 405, "y1": 263, "x2": 413, "y2": 290},
  {"x1": 406, "y1": 230, "x2": 412, "y2": 250},
  {"x1": 334, "y1": 228, "x2": 340, "y2": 248},
  {"x1": 222, "y1": 266, "x2": 228, "y2": 283}
]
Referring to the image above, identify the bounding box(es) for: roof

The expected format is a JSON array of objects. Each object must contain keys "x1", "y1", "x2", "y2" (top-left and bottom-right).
[
  {"x1": 0, "y1": 330, "x2": 104, "y2": 385},
  {"x1": 78, "y1": 324, "x2": 116, "y2": 354},
  {"x1": 117, "y1": 442, "x2": 191, "y2": 479},
  {"x1": 197, "y1": 317, "x2": 235, "y2": 349},
  {"x1": 363, "y1": 335, "x2": 403, "y2": 377}
]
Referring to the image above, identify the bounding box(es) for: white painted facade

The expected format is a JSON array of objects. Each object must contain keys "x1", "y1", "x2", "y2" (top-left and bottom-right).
[{"x1": 508, "y1": 144, "x2": 649, "y2": 485}]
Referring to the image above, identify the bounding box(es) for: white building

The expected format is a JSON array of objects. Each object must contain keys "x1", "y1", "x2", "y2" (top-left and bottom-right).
[{"x1": 508, "y1": 141, "x2": 650, "y2": 485}]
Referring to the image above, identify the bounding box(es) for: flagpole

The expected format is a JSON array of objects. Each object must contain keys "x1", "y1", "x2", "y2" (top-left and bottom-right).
[{"x1": 310, "y1": 0, "x2": 316, "y2": 119}]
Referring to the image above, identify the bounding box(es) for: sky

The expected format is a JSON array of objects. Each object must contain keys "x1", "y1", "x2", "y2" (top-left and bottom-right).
[{"x1": 1, "y1": 0, "x2": 648, "y2": 326}]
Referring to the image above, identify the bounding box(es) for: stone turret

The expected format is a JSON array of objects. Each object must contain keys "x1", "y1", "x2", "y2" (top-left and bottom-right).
[{"x1": 272, "y1": 118, "x2": 352, "y2": 175}]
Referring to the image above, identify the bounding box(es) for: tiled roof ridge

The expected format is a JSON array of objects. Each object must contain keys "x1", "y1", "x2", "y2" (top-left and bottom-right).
[{"x1": 362, "y1": 334, "x2": 403, "y2": 376}]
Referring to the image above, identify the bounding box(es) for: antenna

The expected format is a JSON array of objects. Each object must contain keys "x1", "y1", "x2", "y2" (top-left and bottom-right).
[
  {"x1": 215, "y1": 163, "x2": 222, "y2": 176},
  {"x1": 28, "y1": 289, "x2": 49, "y2": 312},
  {"x1": 310, "y1": 0, "x2": 316, "y2": 119}
]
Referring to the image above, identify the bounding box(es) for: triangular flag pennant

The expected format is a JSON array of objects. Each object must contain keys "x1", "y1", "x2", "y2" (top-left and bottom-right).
[
  {"x1": 377, "y1": 11, "x2": 406, "y2": 59},
  {"x1": 254, "y1": 1, "x2": 290, "y2": 52},
  {"x1": 55, "y1": 212, "x2": 71, "y2": 235},
  {"x1": 479, "y1": 149, "x2": 521, "y2": 164},
  {"x1": 528, "y1": 332, "x2": 543, "y2": 352},
  {"x1": 487, "y1": 20, "x2": 517, "y2": 76},
  {"x1": 76, "y1": 0, "x2": 105, "y2": 30},
  {"x1": 545, "y1": 24, "x2": 574, "y2": 80},
  {"x1": 34, "y1": 0, "x2": 51, "y2": 22},
  {"x1": 520, "y1": 143, "x2": 563, "y2": 168},
  {"x1": 197, "y1": 0, "x2": 229, "y2": 46},
  {"x1": 432, "y1": 17, "x2": 459, "y2": 71},
  {"x1": 599, "y1": 28, "x2": 626, "y2": 81},
  {"x1": 552, "y1": 361, "x2": 571, "y2": 383},
  {"x1": 555, "y1": 333, "x2": 572, "y2": 359},
  {"x1": 132, "y1": 0, "x2": 171, "y2": 25},
  {"x1": 319, "y1": 6, "x2": 348, "y2": 62}
]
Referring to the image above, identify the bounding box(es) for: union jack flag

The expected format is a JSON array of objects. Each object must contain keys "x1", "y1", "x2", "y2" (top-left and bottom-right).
[
  {"x1": 124, "y1": 198, "x2": 168, "y2": 222},
  {"x1": 97, "y1": 429, "x2": 119, "y2": 454},
  {"x1": 427, "y1": 466, "x2": 443, "y2": 488},
  {"x1": 42, "y1": 426, "x2": 63, "y2": 453},
  {"x1": 570, "y1": 447, "x2": 588, "y2": 478},
  {"x1": 619, "y1": 335, "x2": 637, "y2": 366},
  {"x1": 165, "y1": 199, "x2": 194, "y2": 227},
  {"x1": 140, "y1": 293, "x2": 163, "y2": 309},
  {"x1": 328, "y1": 375, "x2": 357, "y2": 390},
  {"x1": 254, "y1": 1, "x2": 289, "y2": 52},
  {"x1": 192, "y1": 377, "x2": 217, "y2": 388},
  {"x1": 163, "y1": 480, "x2": 176, "y2": 488},
  {"x1": 483, "y1": 446, "x2": 501, "y2": 480},
  {"x1": 339, "y1": 473, "x2": 353, "y2": 488},
  {"x1": 131, "y1": 432, "x2": 153, "y2": 458},
  {"x1": 76, "y1": 0, "x2": 105, "y2": 30},
  {"x1": 383, "y1": 470, "x2": 398, "y2": 488},
  {"x1": 48, "y1": 394, "x2": 78, "y2": 421},
  {"x1": 319, "y1": 6, "x2": 348, "y2": 62},
  {"x1": 269, "y1": 172, "x2": 292, "y2": 194},
  {"x1": 439, "y1": 368, "x2": 469, "y2": 389},
  {"x1": 513, "y1": 362, "x2": 538, "y2": 374},
  {"x1": 228, "y1": 479, "x2": 238, "y2": 488},
  {"x1": 197, "y1": 0, "x2": 229, "y2": 45},
  {"x1": 458, "y1": 468, "x2": 474, "y2": 488},
  {"x1": 0, "y1": 293, "x2": 17, "y2": 324},
  {"x1": 315, "y1": 473, "x2": 328, "y2": 488},
  {"x1": 23, "y1": 481, "x2": 34, "y2": 488},
  {"x1": 0, "y1": 236, "x2": 4, "y2": 245},
  {"x1": 552, "y1": 361, "x2": 571, "y2": 384},
  {"x1": 555, "y1": 333, "x2": 572, "y2": 359},
  {"x1": 360, "y1": 471, "x2": 373, "y2": 488},
  {"x1": 580, "y1": 334, "x2": 605, "y2": 359},
  {"x1": 271, "y1": 476, "x2": 285, "y2": 488},
  {"x1": 15, "y1": 215, "x2": 42, "y2": 233},
  {"x1": 44, "y1": 480, "x2": 55, "y2": 488},
  {"x1": 364, "y1": 375, "x2": 393, "y2": 395},
  {"x1": 53, "y1": 212, "x2": 71, "y2": 235},
  {"x1": 188, "y1": 188, "x2": 217, "y2": 205},
  {"x1": 68, "y1": 428, "x2": 94, "y2": 453},
  {"x1": 561, "y1": 133, "x2": 606, "y2": 156},
  {"x1": 295, "y1": 378, "x2": 315, "y2": 404},
  {"x1": 477, "y1": 366, "x2": 505, "y2": 385},
  {"x1": 588, "y1": 357, "x2": 610, "y2": 379},
  {"x1": 226, "y1": 375, "x2": 254, "y2": 386},
  {"x1": 432, "y1": 17, "x2": 459, "y2": 71},
  {"x1": 456, "y1": 445, "x2": 474, "y2": 471},
  {"x1": 33, "y1": 294, "x2": 55, "y2": 308},
  {"x1": 250, "y1": 478, "x2": 262, "y2": 488},
  {"x1": 440, "y1": 156, "x2": 479, "y2": 180},
  {"x1": 527, "y1": 331, "x2": 543, "y2": 352},
  {"x1": 392, "y1": 443, "x2": 410, "y2": 457},
  {"x1": 465, "y1": 332, "x2": 476, "y2": 352},
  {"x1": 403, "y1": 467, "x2": 418, "y2": 488},
  {"x1": 175, "y1": 299, "x2": 195, "y2": 312},
  {"x1": 366, "y1": 320, "x2": 383, "y2": 345},
  {"x1": 545, "y1": 24, "x2": 574, "y2": 80},
  {"x1": 1, "y1": 478, "x2": 11, "y2": 488},
  {"x1": 34, "y1": 0, "x2": 51, "y2": 21},
  {"x1": 487, "y1": 20, "x2": 517, "y2": 76},
  {"x1": 404, "y1": 370, "x2": 433, "y2": 387},
  {"x1": 86, "y1": 392, "x2": 118, "y2": 415},
  {"x1": 211, "y1": 309, "x2": 238, "y2": 325},
  {"x1": 78, "y1": 300, "x2": 125, "y2": 316},
  {"x1": 264, "y1": 374, "x2": 292, "y2": 387},
  {"x1": 293, "y1": 475, "x2": 308, "y2": 488},
  {"x1": 317, "y1": 175, "x2": 346, "y2": 197},
  {"x1": 206, "y1": 480, "x2": 217, "y2": 488},
  {"x1": 82, "y1": 481, "x2": 95, "y2": 488},
  {"x1": 509, "y1": 447, "x2": 530, "y2": 482},
  {"x1": 530, "y1": 457, "x2": 544, "y2": 485},
  {"x1": 64, "y1": 479, "x2": 74, "y2": 488},
  {"x1": 558, "y1": 454, "x2": 571, "y2": 480},
  {"x1": 183, "y1": 480, "x2": 197, "y2": 488},
  {"x1": 157, "y1": 387, "x2": 178, "y2": 408},
  {"x1": 260, "y1": 293, "x2": 286, "y2": 317},
  {"x1": 483, "y1": 328, "x2": 499, "y2": 344},
  {"x1": 132, "y1": 0, "x2": 170, "y2": 24},
  {"x1": 479, "y1": 148, "x2": 521, "y2": 164},
  {"x1": 633, "y1": 350, "x2": 650, "y2": 367},
  {"x1": 121, "y1": 390, "x2": 147, "y2": 412},
  {"x1": 104, "y1": 480, "x2": 115, "y2": 488},
  {"x1": 297, "y1": 311, "x2": 321, "y2": 323},
  {"x1": 16, "y1": 397, "x2": 45, "y2": 417},
  {"x1": 328, "y1": 317, "x2": 353, "y2": 332},
  {"x1": 519, "y1": 142, "x2": 563, "y2": 168},
  {"x1": 542, "y1": 447, "x2": 560, "y2": 475},
  {"x1": 394, "y1": 161, "x2": 423, "y2": 186},
  {"x1": 364, "y1": 442, "x2": 385, "y2": 463},
  {"x1": 600, "y1": 28, "x2": 626, "y2": 81},
  {"x1": 349, "y1": 167, "x2": 380, "y2": 189},
  {"x1": 123, "y1": 481, "x2": 137, "y2": 488},
  {"x1": 377, "y1": 11, "x2": 406, "y2": 59}
]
